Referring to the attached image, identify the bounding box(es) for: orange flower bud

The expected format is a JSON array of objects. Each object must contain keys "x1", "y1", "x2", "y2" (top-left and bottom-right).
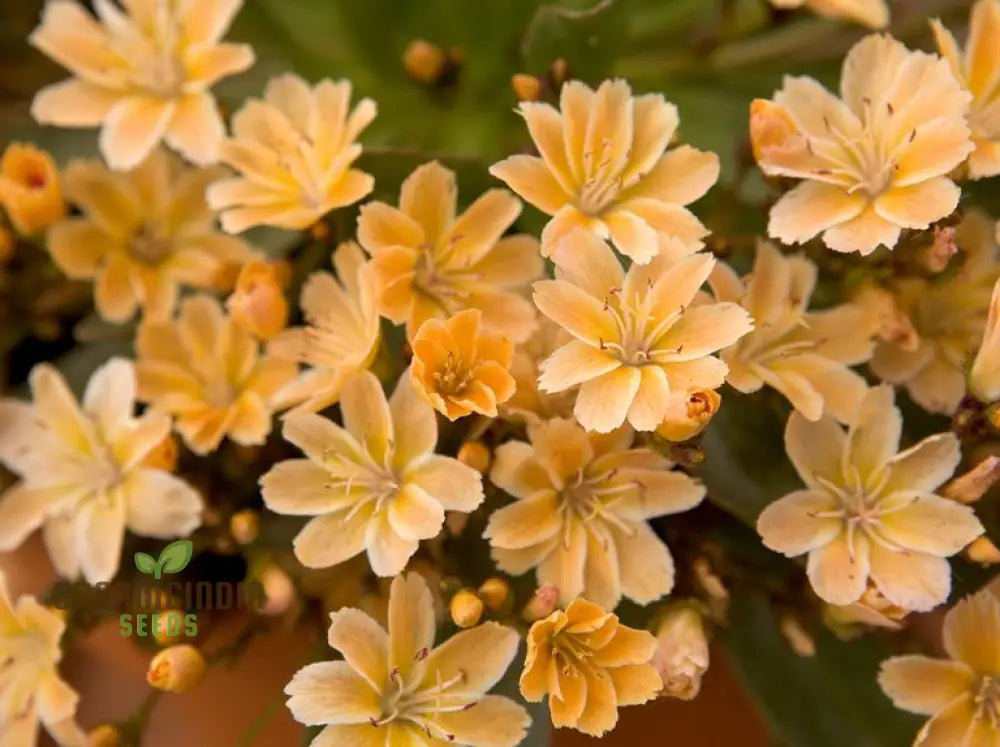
[
  {"x1": 449, "y1": 589, "x2": 483, "y2": 628},
  {"x1": 87, "y1": 724, "x2": 121, "y2": 747},
  {"x1": 511, "y1": 73, "x2": 542, "y2": 101},
  {"x1": 0, "y1": 143, "x2": 66, "y2": 235},
  {"x1": 147, "y1": 644, "x2": 207, "y2": 693},
  {"x1": 403, "y1": 39, "x2": 447, "y2": 84},
  {"x1": 457, "y1": 440, "x2": 491, "y2": 473},
  {"x1": 521, "y1": 584, "x2": 559, "y2": 622},
  {"x1": 656, "y1": 389, "x2": 720, "y2": 442},
  {"x1": 260, "y1": 565, "x2": 296, "y2": 616},
  {"x1": 943, "y1": 456, "x2": 1000, "y2": 504},
  {"x1": 653, "y1": 604, "x2": 710, "y2": 699},
  {"x1": 477, "y1": 577, "x2": 512, "y2": 612},
  {"x1": 965, "y1": 536, "x2": 1000, "y2": 565},
  {"x1": 778, "y1": 614, "x2": 816, "y2": 658},
  {"x1": 226, "y1": 260, "x2": 289, "y2": 340},
  {"x1": 748, "y1": 99, "x2": 799, "y2": 164},
  {"x1": 229, "y1": 509, "x2": 260, "y2": 545}
]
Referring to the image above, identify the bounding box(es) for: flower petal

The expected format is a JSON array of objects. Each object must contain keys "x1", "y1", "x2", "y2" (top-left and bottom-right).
[
  {"x1": 387, "y1": 484, "x2": 445, "y2": 541},
  {"x1": 757, "y1": 490, "x2": 842, "y2": 556},
  {"x1": 846, "y1": 384, "x2": 900, "y2": 485},
  {"x1": 626, "y1": 365, "x2": 670, "y2": 431},
  {"x1": 532, "y1": 279, "x2": 617, "y2": 348},
  {"x1": 484, "y1": 490, "x2": 562, "y2": 550},
  {"x1": 874, "y1": 179, "x2": 960, "y2": 230},
  {"x1": 868, "y1": 542, "x2": 950, "y2": 612},
  {"x1": 538, "y1": 339, "x2": 621, "y2": 392},
  {"x1": 340, "y1": 371, "x2": 393, "y2": 466},
  {"x1": 943, "y1": 591, "x2": 1000, "y2": 673},
  {"x1": 806, "y1": 534, "x2": 870, "y2": 605},
  {"x1": 284, "y1": 661, "x2": 380, "y2": 726},
  {"x1": 538, "y1": 521, "x2": 587, "y2": 603},
  {"x1": 123, "y1": 469, "x2": 202, "y2": 538},
  {"x1": 488, "y1": 155, "x2": 568, "y2": 216},
  {"x1": 405, "y1": 455, "x2": 483, "y2": 513},
  {"x1": 76, "y1": 491, "x2": 126, "y2": 583},
  {"x1": 293, "y1": 506, "x2": 372, "y2": 569},
  {"x1": 432, "y1": 695, "x2": 530, "y2": 747},
  {"x1": 422, "y1": 622, "x2": 520, "y2": 694},
  {"x1": 822, "y1": 205, "x2": 901, "y2": 255},
  {"x1": 574, "y1": 366, "x2": 642, "y2": 434},
  {"x1": 327, "y1": 608, "x2": 389, "y2": 691},
  {"x1": 915, "y1": 695, "x2": 976, "y2": 747},
  {"x1": 99, "y1": 96, "x2": 175, "y2": 171},
  {"x1": 612, "y1": 523, "x2": 675, "y2": 605},
  {"x1": 768, "y1": 182, "x2": 865, "y2": 246},
  {"x1": 878, "y1": 656, "x2": 975, "y2": 716},
  {"x1": 387, "y1": 572, "x2": 436, "y2": 680},
  {"x1": 388, "y1": 374, "x2": 437, "y2": 469}
]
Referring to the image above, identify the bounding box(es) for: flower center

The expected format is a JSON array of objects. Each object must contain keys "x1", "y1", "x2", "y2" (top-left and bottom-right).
[
  {"x1": 976, "y1": 676, "x2": 1000, "y2": 727},
  {"x1": 370, "y1": 658, "x2": 476, "y2": 741},
  {"x1": 433, "y1": 352, "x2": 477, "y2": 397},
  {"x1": 598, "y1": 288, "x2": 682, "y2": 367},
  {"x1": 577, "y1": 139, "x2": 627, "y2": 216},
  {"x1": 129, "y1": 225, "x2": 174, "y2": 265}
]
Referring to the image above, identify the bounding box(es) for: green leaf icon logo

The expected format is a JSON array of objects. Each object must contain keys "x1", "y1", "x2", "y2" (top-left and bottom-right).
[{"x1": 134, "y1": 540, "x2": 194, "y2": 579}]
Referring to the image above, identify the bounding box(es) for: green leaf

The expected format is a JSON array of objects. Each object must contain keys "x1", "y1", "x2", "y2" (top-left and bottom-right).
[
  {"x1": 521, "y1": 0, "x2": 629, "y2": 83},
  {"x1": 133, "y1": 552, "x2": 157, "y2": 576},
  {"x1": 157, "y1": 540, "x2": 194, "y2": 575},
  {"x1": 721, "y1": 592, "x2": 920, "y2": 747}
]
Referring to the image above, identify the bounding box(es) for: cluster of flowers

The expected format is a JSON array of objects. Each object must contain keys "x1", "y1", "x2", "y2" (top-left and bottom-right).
[{"x1": 2, "y1": 0, "x2": 1000, "y2": 745}]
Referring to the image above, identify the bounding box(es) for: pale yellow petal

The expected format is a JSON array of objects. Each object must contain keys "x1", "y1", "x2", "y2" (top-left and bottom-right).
[
  {"x1": 532, "y1": 279, "x2": 617, "y2": 347},
  {"x1": 364, "y1": 513, "x2": 418, "y2": 577},
  {"x1": 388, "y1": 373, "x2": 437, "y2": 469},
  {"x1": 284, "y1": 661, "x2": 380, "y2": 726},
  {"x1": 538, "y1": 340, "x2": 621, "y2": 393},
  {"x1": 519, "y1": 101, "x2": 575, "y2": 192},
  {"x1": 758, "y1": 490, "x2": 842, "y2": 557},
  {"x1": 968, "y1": 0, "x2": 1000, "y2": 96},
  {"x1": 604, "y1": 209, "x2": 659, "y2": 265},
  {"x1": 574, "y1": 366, "x2": 642, "y2": 434},
  {"x1": 624, "y1": 145, "x2": 719, "y2": 206},
  {"x1": 868, "y1": 541, "x2": 950, "y2": 612},
  {"x1": 488, "y1": 155, "x2": 568, "y2": 216},
  {"x1": 387, "y1": 484, "x2": 444, "y2": 541},
  {"x1": 164, "y1": 92, "x2": 224, "y2": 166},
  {"x1": 31, "y1": 78, "x2": 119, "y2": 127},
  {"x1": 387, "y1": 572, "x2": 436, "y2": 679},
  {"x1": 100, "y1": 97, "x2": 175, "y2": 171},
  {"x1": 877, "y1": 492, "x2": 982, "y2": 556},
  {"x1": 399, "y1": 161, "x2": 455, "y2": 245},
  {"x1": 822, "y1": 205, "x2": 901, "y2": 255},
  {"x1": 884, "y1": 433, "x2": 961, "y2": 494},
  {"x1": 327, "y1": 608, "x2": 389, "y2": 691},
  {"x1": 488, "y1": 441, "x2": 553, "y2": 498},
  {"x1": 340, "y1": 371, "x2": 393, "y2": 466},
  {"x1": 943, "y1": 591, "x2": 1000, "y2": 673},
  {"x1": 538, "y1": 521, "x2": 587, "y2": 603},
  {"x1": 294, "y1": 505, "x2": 372, "y2": 568},
  {"x1": 846, "y1": 384, "x2": 900, "y2": 484},
  {"x1": 357, "y1": 202, "x2": 424, "y2": 251},
  {"x1": 422, "y1": 622, "x2": 519, "y2": 694},
  {"x1": 261, "y1": 459, "x2": 357, "y2": 516},
  {"x1": 626, "y1": 365, "x2": 670, "y2": 431},
  {"x1": 916, "y1": 695, "x2": 976, "y2": 747},
  {"x1": 875, "y1": 178, "x2": 960, "y2": 230},
  {"x1": 768, "y1": 181, "x2": 866, "y2": 246},
  {"x1": 404, "y1": 455, "x2": 483, "y2": 513},
  {"x1": 806, "y1": 533, "x2": 870, "y2": 605},
  {"x1": 432, "y1": 695, "x2": 530, "y2": 747},
  {"x1": 612, "y1": 523, "x2": 675, "y2": 605},
  {"x1": 878, "y1": 656, "x2": 975, "y2": 716}
]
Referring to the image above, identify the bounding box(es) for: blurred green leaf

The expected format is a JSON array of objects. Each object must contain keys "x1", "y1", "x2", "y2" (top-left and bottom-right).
[{"x1": 721, "y1": 592, "x2": 920, "y2": 747}]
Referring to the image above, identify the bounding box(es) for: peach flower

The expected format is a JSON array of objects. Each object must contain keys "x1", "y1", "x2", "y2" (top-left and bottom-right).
[{"x1": 0, "y1": 143, "x2": 65, "y2": 235}]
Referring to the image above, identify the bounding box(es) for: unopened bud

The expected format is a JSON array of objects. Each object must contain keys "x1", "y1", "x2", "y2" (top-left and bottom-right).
[
  {"x1": 260, "y1": 565, "x2": 295, "y2": 616},
  {"x1": 522, "y1": 584, "x2": 559, "y2": 622},
  {"x1": 457, "y1": 440, "x2": 491, "y2": 473},
  {"x1": 966, "y1": 536, "x2": 1000, "y2": 565},
  {"x1": 778, "y1": 614, "x2": 815, "y2": 657},
  {"x1": 229, "y1": 509, "x2": 260, "y2": 545},
  {"x1": 657, "y1": 389, "x2": 720, "y2": 442},
  {"x1": 86, "y1": 724, "x2": 121, "y2": 747},
  {"x1": 921, "y1": 226, "x2": 958, "y2": 273},
  {"x1": 652, "y1": 604, "x2": 709, "y2": 700},
  {"x1": 227, "y1": 260, "x2": 289, "y2": 340},
  {"x1": 853, "y1": 284, "x2": 919, "y2": 352},
  {"x1": 943, "y1": 456, "x2": 1000, "y2": 504},
  {"x1": 748, "y1": 99, "x2": 799, "y2": 164},
  {"x1": 151, "y1": 610, "x2": 188, "y2": 647},
  {"x1": 142, "y1": 432, "x2": 178, "y2": 472},
  {"x1": 824, "y1": 582, "x2": 907, "y2": 637},
  {"x1": 477, "y1": 577, "x2": 512, "y2": 613},
  {"x1": 0, "y1": 227, "x2": 13, "y2": 264},
  {"x1": 0, "y1": 143, "x2": 66, "y2": 235},
  {"x1": 550, "y1": 58, "x2": 570, "y2": 87},
  {"x1": 310, "y1": 220, "x2": 331, "y2": 241},
  {"x1": 444, "y1": 511, "x2": 469, "y2": 537},
  {"x1": 449, "y1": 589, "x2": 483, "y2": 628},
  {"x1": 511, "y1": 73, "x2": 542, "y2": 101},
  {"x1": 403, "y1": 39, "x2": 447, "y2": 84},
  {"x1": 147, "y1": 645, "x2": 206, "y2": 693}
]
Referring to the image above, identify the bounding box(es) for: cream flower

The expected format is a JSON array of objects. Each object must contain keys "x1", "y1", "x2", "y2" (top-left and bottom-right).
[
  {"x1": 48, "y1": 150, "x2": 254, "y2": 323},
  {"x1": 750, "y1": 34, "x2": 973, "y2": 255},
  {"x1": 410, "y1": 309, "x2": 515, "y2": 421},
  {"x1": 520, "y1": 597, "x2": 661, "y2": 737},
  {"x1": 207, "y1": 74, "x2": 375, "y2": 233},
  {"x1": 757, "y1": 385, "x2": 982, "y2": 611},
  {"x1": 500, "y1": 319, "x2": 575, "y2": 425},
  {"x1": 533, "y1": 230, "x2": 752, "y2": 433},
  {"x1": 358, "y1": 161, "x2": 542, "y2": 342},
  {"x1": 29, "y1": 0, "x2": 254, "y2": 170},
  {"x1": 971, "y1": 278, "x2": 1000, "y2": 403},
  {"x1": 0, "y1": 574, "x2": 86, "y2": 747},
  {"x1": 769, "y1": 0, "x2": 889, "y2": 28},
  {"x1": 490, "y1": 79, "x2": 720, "y2": 264},
  {"x1": 932, "y1": 0, "x2": 1000, "y2": 179},
  {"x1": 269, "y1": 241, "x2": 380, "y2": 414},
  {"x1": 485, "y1": 418, "x2": 704, "y2": 610},
  {"x1": 869, "y1": 212, "x2": 1000, "y2": 414},
  {"x1": 0, "y1": 360, "x2": 202, "y2": 583},
  {"x1": 879, "y1": 591, "x2": 1000, "y2": 746},
  {"x1": 260, "y1": 371, "x2": 484, "y2": 576},
  {"x1": 286, "y1": 573, "x2": 530, "y2": 747},
  {"x1": 713, "y1": 241, "x2": 873, "y2": 422},
  {"x1": 136, "y1": 295, "x2": 298, "y2": 455}
]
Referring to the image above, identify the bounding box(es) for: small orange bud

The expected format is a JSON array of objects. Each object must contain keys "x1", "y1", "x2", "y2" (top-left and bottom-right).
[
  {"x1": 511, "y1": 73, "x2": 542, "y2": 102},
  {"x1": 457, "y1": 440, "x2": 491, "y2": 473},
  {"x1": 403, "y1": 39, "x2": 447, "y2": 84},
  {"x1": 0, "y1": 143, "x2": 66, "y2": 235},
  {"x1": 522, "y1": 584, "x2": 559, "y2": 622},
  {"x1": 550, "y1": 58, "x2": 570, "y2": 87},
  {"x1": 748, "y1": 99, "x2": 800, "y2": 164},
  {"x1": 0, "y1": 227, "x2": 13, "y2": 264},
  {"x1": 477, "y1": 577, "x2": 512, "y2": 612},
  {"x1": 656, "y1": 389, "x2": 720, "y2": 442},
  {"x1": 151, "y1": 610, "x2": 188, "y2": 647},
  {"x1": 142, "y1": 432, "x2": 178, "y2": 472},
  {"x1": 260, "y1": 565, "x2": 295, "y2": 616},
  {"x1": 944, "y1": 456, "x2": 1000, "y2": 504},
  {"x1": 229, "y1": 509, "x2": 260, "y2": 545},
  {"x1": 226, "y1": 260, "x2": 289, "y2": 340},
  {"x1": 147, "y1": 644, "x2": 206, "y2": 693},
  {"x1": 449, "y1": 589, "x2": 484, "y2": 628},
  {"x1": 966, "y1": 536, "x2": 1000, "y2": 565}
]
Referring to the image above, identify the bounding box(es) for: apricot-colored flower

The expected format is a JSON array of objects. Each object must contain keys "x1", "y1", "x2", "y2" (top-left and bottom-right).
[
  {"x1": 287, "y1": 573, "x2": 530, "y2": 746},
  {"x1": 0, "y1": 573, "x2": 86, "y2": 746},
  {"x1": 29, "y1": 0, "x2": 254, "y2": 170},
  {"x1": 751, "y1": 34, "x2": 973, "y2": 255},
  {"x1": 411, "y1": 308, "x2": 515, "y2": 420},
  {"x1": 879, "y1": 591, "x2": 1000, "y2": 746},
  {"x1": 713, "y1": 241, "x2": 873, "y2": 422},
  {"x1": 971, "y1": 278, "x2": 1000, "y2": 403},
  {"x1": 757, "y1": 385, "x2": 982, "y2": 610},
  {"x1": 136, "y1": 295, "x2": 297, "y2": 454},
  {"x1": 268, "y1": 241, "x2": 381, "y2": 413},
  {"x1": 226, "y1": 260, "x2": 289, "y2": 340},
  {"x1": 501, "y1": 319, "x2": 575, "y2": 425},
  {"x1": 932, "y1": 1, "x2": 1000, "y2": 179},
  {"x1": 358, "y1": 160, "x2": 542, "y2": 342},
  {"x1": 490, "y1": 79, "x2": 720, "y2": 264},
  {"x1": 0, "y1": 360, "x2": 202, "y2": 583},
  {"x1": 486, "y1": 418, "x2": 704, "y2": 610},
  {"x1": 769, "y1": 0, "x2": 889, "y2": 28},
  {"x1": 260, "y1": 372, "x2": 483, "y2": 576},
  {"x1": 0, "y1": 143, "x2": 65, "y2": 235},
  {"x1": 207, "y1": 74, "x2": 375, "y2": 233},
  {"x1": 48, "y1": 150, "x2": 254, "y2": 323},
  {"x1": 521, "y1": 597, "x2": 661, "y2": 737},
  {"x1": 533, "y1": 231, "x2": 752, "y2": 433},
  {"x1": 869, "y1": 211, "x2": 1000, "y2": 414}
]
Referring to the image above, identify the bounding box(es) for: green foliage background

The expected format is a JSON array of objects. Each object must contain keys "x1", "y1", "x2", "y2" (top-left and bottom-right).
[{"x1": 0, "y1": 1, "x2": 989, "y2": 745}]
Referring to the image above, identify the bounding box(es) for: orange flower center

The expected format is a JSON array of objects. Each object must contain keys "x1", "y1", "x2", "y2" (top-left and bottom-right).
[
  {"x1": 433, "y1": 351, "x2": 477, "y2": 397},
  {"x1": 370, "y1": 659, "x2": 473, "y2": 739},
  {"x1": 129, "y1": 225, "x2": 174, "y2": 265},
  {"x1": 598, "y1": 289, "x2": 682, "y2": 367},
  {"x1": 975, "y1": 676, "x2": 1000, "y2": 727}
]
